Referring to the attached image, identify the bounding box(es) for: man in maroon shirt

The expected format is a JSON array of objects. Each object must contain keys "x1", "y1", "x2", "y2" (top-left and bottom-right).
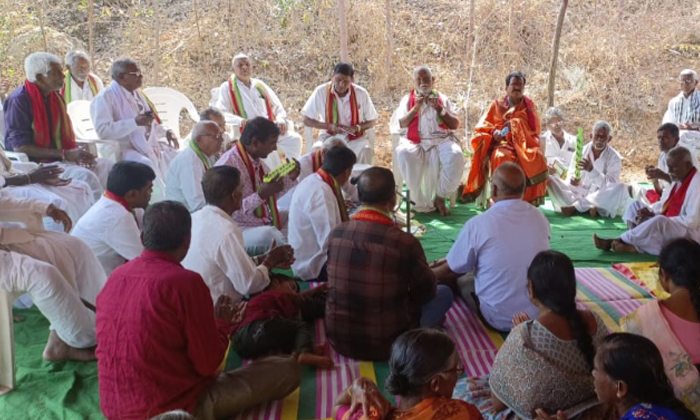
[{"x1": 96, "y1": 201, "x2": 301, "y2": 420}]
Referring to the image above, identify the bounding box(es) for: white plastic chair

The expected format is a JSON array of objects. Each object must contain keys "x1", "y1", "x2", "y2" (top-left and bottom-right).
[
  {"x1": 142, "y1": 87, "x2": 200, "y2": 149},
  {"x1": 0, "y1": 212, "x2": 43, "y2": 395},
  {"x1": 67, "y1": 100, "x2": 120, "y2": 161}
]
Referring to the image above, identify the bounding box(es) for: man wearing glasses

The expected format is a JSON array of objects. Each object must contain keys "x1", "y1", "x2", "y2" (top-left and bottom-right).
[
  {"x1": 540, "y1": 106, "x2": 577, "y2": 180},
  {"x1": 663, "y1": 69, "x2": 700, "y2": 150},
  {"x1": 91, "y1": 58, "x2": 179, "y2": 201}
]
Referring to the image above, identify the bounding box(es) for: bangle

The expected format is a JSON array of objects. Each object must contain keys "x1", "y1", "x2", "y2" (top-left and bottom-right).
[{"x1": 61, "y1": 149, "x2": 66, "y2": 161}]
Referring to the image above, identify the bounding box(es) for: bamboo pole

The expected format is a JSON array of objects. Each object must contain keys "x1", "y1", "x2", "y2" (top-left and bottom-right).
[
  {"x1": 153, "y1": 0, "x2": 161, "y2": 85},
  {"x1": 38, "y1": 0, "x2": 49, "y2": 51},
  {"x1": 87, "y1": 0, "x2": 95, "y2": 58},
  {"x1": 338, "y1": 0, "x2": 349, "y2": 61},
  {"x1": 547, "y1": 0, "x2": 569, "y2": 107},
  {"x1": 193, "y1": 0, "x2": 202, "y2": 41},
  {"x1": 384, "y1": 0, "x2": 392, "y2": 89}
]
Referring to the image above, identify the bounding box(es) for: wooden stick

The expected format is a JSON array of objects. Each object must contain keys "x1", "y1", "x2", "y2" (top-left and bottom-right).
[
  {"x1": 547, "y1": 0, "x2": 569, "y2": 108},
  {"x1": 338, "y1": 0, "x2": 349, "y2": 61}
]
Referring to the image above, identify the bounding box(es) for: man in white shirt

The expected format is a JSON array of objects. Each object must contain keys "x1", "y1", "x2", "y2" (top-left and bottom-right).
[
  {"x1": 393, "y1": 65, "x2": 463, "y2": 216},
  {"x1": 547, "y1": 121, "x2": 631, "y2": 218},
  {"x1": 595, "y1": 146, "x2": 700, "y2": 255},
  {"x1": 72, "y1": 161, "x2": 154, "y2": 276},
  {"x1": 211, "y1": 53, "x2": 302, "y2": 164},
  {"x1": 90, "y1": 58, "x2": 178, "y2": 200},
  {"x1": 302, "y1": 62, "x2": 379, "y2": 164},
  {"x1": 166, "y1": 121, "x2": 223, "y2": 212},
  {"x1": 662, "y1": 69, "x2": 700, "y2": 152},
  {"x1": 289, "y1": 146, "x2": 356, "y2": 281},
  {"x1": 182, "y1": 166, "x2": 295, "y2": 303},
  {"x1": 61, "y1": 50, "x2": 104, "y2": 103},
  {"x1": 0, "y1": 197, "x2": 96, "y2": 361},
  {"x1": 540, "y1": 106, "x2": 577, "y2": 179},
  {"x1": 433, "y1": 163, "x2": 550, "y2": 332}
]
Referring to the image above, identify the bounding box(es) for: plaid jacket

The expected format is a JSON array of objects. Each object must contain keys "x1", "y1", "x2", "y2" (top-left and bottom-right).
[{"x1": 324, "y1": 219, "x2": 437, "y2": 361}]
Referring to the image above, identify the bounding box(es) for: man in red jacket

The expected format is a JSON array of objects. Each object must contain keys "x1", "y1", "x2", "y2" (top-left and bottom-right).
[{"x1": 95, "y1": 200, "x2": 301, "y2": 420}]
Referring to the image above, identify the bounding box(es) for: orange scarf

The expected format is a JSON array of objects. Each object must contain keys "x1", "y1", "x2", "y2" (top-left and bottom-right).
[
  {"x1": 326, "y1": 84, "x2": 361, "y2": 140},
  {"x1": 351, "y1": 205, "x2": 394, "y2": 226},
  {"x1": 235, "y1": 141, "x2": 281, "y2": 228},
  {"x1": 662, "y1": 167, "x2": 696, "y2": 217},
  {"x1": 24, "y1": 80, "x2": 76, "y2": 151},
  {"x1": 317, "y1": 168, "x2": 348, "y2": 222}
]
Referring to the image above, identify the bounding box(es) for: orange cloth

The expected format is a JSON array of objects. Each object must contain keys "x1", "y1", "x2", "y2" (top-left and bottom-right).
[
  {"x1": 340, "y1": 397, "x2": 484, "y2": 420},
  {"x1": 462, "y1": 96, "x2": 548, "y2": 205}
]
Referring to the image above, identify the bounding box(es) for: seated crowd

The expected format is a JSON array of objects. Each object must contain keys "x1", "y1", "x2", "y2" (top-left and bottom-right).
[{"x1": 2, "y1": 48, "x2": 700, "y2": 420}]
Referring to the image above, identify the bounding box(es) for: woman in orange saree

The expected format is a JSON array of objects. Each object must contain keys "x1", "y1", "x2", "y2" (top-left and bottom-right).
[{"x1": 461, "y1": 72, "x2": 548, "y2": 206}]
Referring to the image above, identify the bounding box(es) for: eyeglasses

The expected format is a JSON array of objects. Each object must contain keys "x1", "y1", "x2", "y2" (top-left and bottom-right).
[
  {"x1": 548, "y1": 120, "x2": 565, "y2": 127},
  {"x1": 126, "y1": 71, "x2": 143, "y2": 77},
  {"x1": 442, "y1": 363, "x2": 465, "y2": 377},
  {"x1": 680, "y1": 79, "x2": 695, "y2": 84},
  {"x1": 202, "y1": 133, "x2": 225, "y2": 141}
]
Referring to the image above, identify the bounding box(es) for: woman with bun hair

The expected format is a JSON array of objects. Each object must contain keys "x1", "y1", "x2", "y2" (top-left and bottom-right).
[
  {"x1": 621, "y1": 238, "x2": 700, "y2": 416},
  {"x1": 332, "y1": 328, "x2": 483, "y2": 420}
]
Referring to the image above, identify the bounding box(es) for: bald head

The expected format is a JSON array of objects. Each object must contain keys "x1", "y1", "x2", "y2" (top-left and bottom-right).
[
  {"x1": 356, "y1": 167, "x2": 396, "y2": 206},
  {"x1": 491, "y1": 162, "x2": 526, "y2": 201}
]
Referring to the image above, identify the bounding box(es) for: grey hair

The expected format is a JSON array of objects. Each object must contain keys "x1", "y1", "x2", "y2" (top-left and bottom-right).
[
  {"x1": 668, "y1": 146, "x2": 693, "y2": 164},
  {"x1": 232, "y1": 53, "x2": 249, "y2": 68},
  {"x1": 593, "y1": 120, "x2": 612, "y2": 137},
  {"x1": 24, "y1": 52, "x2": 61, "y2": 83},
  {"x1": 680, "y1": 69, "x2": 698, "y2": 82},
  {"x1": 65, "y1": 50, "x2": 91, "y2": 69},
  {"x1": 413, "y1": 65, "x2": 432, "y2": 79},
  {"x1": 148, "y1": 410, "x2": 197, "y2": 420},
  {"x1": 322, "y1": 135, "x2": 347, "y2": 149},
  {"x1": 544, "y1": 107, "x2": 565, "y2": 124},
  {"x1": 110, "y1": 58, "x2": 138, "y2": 80}
]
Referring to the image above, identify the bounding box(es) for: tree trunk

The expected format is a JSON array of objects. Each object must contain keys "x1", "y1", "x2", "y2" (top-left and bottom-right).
[
  {"x1": 87, "y1": 0, "x2": 95, "y2": 59},
  {"x1": 152, "y1": 0, "x2": 161, "y2": 85},
  {"x1": 338, "y1": 0, "x2": 349, "y2": 61},
  {"x1": 547, "y1": 0, "x2": 569, "y2": 108},
  {"x1": 384, "y1": 0, "x2": 392, "y2": 89}
]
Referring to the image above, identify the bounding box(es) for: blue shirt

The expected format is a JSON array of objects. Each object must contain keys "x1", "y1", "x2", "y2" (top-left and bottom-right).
[
  {"x1": 3, "y1": 84, "x2": 58, "y2": 155},
  {"x1": 446, "y1": 198, "x2": 550, "y2": 331}
]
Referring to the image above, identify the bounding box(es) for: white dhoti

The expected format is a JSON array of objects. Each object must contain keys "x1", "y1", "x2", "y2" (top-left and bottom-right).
[
  {"x1": 59, "y1": 158, "x2": 113, "y2": 201},
  {"x1": 395, "y1": 137, "x2": 464, "y2": 212},
  {"x1": 620, "y1": 215, "x2": 700, "y2": 255},
  {"x1": 6, "y1": 231, "x2": 107, "y2": 305},
  {"x1": 313, "y1": 135, "x2": 373, "y2": 165},
  {"x1": 0, "y1": 182, "x2": 94, "y2": 232},
  {"x1": 0, "y1": 251, "x2": 96, "y2": 348},
  {"x1": 241, "y1": 226, "x2": 286, "y2": 257},
  {"x1": 548, "y1": 176, "x2": 631, "y2": 218},
  {"x1": 277, "y1": 132, "x2": 303, "y2": 160},
  {"x1": 622, "y1": 200, "x2": 648, "y2": 225}
]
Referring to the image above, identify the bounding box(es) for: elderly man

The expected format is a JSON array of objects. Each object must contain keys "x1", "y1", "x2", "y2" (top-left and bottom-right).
[
  {"x1": 540, "y1": 106, "x2": 577, "y2": 178},
  {"x1": 302, "y1": 62, "x2": 379, "y2": 164},
  {"x1": 90, "y1": 58, "x2": 178, "y2": 199},
  {"x1": 166, "y1": 121, "x2": 223, "y2": 212},
  {"x1": 289, "y1": 146, "x2": 356, "y2": 281},
  {"x1": 182, "y1": 166, "x2": 294, "y2": 303},
  {"x1": 435, "y1": 163, "x2": 550, "y2": 332},
  {"x1": 547, "y1": 121, "x2": 631, "y2": 218},
  {"x1": 325, "y1": 167, "x2": 453, "y2": 361},
  {"x1": 0, "y1": 148, "x2": 94, "y2": 231},
  {"x1": 61, "y1": 50, "x2": 104, "y2": 103},
  {"x1": 663, "y1": 69, "x2": 700, "y2": 150},
  {"x1": 72, "y1": 161, "x2": 155, "y2": 276},
  {"x1": 215, "y1": 117, "x2": 299, "y2": 255},
  {"x1": 211, "y1": 54, "x2": 301, "y2": 164},
  {"x1": 461, "y1": 71, "x2": 548, "y2": 206},
  {"x1": 0, "y1": 197, "x2": 97, "y2": 362},
  {"x1": 96, "y1": 201, "x2": 301, "y2": 420},
  {"x1": 394, "y1": 65, "x2": 462, "y2": 216},
  {"x1": 3, "y1": 52, "x2": 111, "y2": 199},
  {"x1": 595, "y1": 146, "x2": 700, "y2": 255}
]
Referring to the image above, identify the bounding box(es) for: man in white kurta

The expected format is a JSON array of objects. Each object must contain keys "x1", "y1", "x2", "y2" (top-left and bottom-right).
[
  {"x1": 0, "y1": 147, "x2": 94, "y2": 231},
  {"x1": 61, "y1": 50, "x2": 104, "y2": 103},
  {"x1": 182, "y1": 166, "x2": 294, "y2": 303},
  {"x1": 288, "y1": 146, "x2": 356, "y2": 281},
  {"x1": 302, "y1": 62, "x2": 379, "y2": 164},
  {"x1": 165, "y1": 121, "x2": 222, "y2": 212},
  {"x1": 394, "y1": 66, "x2": 463, "y2": 216},
  {"x1": 211, "y1": 54, "x2": 302, "y2": 165},
  {"x1": 0, "y1": 193, "x2": 107, "y2": 306},
  {"x1": 90, "y1": 58, "x2": 178, "y2": 201},
  {"x1": 595, "y1": 146, "x2": 700, "y2": 255},
  {"x1": 662, "y1": 69, "x2": 700, "y2": 152},
  {"x1": 71, "y1": 161, "x2": 154, "y2": 276},
  {"x1": 547, "y1": 121, "x2": 631, "y2": 218},
  {"x1": 540, "y1": 106, "x2": 577, "y2": 178}
]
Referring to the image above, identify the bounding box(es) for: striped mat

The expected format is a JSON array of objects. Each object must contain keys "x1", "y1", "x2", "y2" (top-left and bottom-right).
[{"x1": 231, "y1": 267, "x2": 655, "y2": 420}]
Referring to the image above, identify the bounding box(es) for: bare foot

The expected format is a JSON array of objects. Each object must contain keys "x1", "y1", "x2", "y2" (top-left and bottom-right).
[
  {"x1": 43, "y1": 330, "x2": 96, "y2": 362},
  {"x1": 561, "y1": 206, "x2": 577, "y2": 217},
  {"x1": 297, "y1": 352, "x2": 334, "y2": 369},
  {"x1": 433, "y1": 197, "x2": 451, "y2": 216},
  {"x1": 611, "y1": 240, "x2": 639, "y2": 253},
  {"x1": 589, "y1": 207, "x2": 598, "y2": 217},
  {"x1": 313, "y1": 343, "x2": 327, "y2": 356},
  {"x1": 593, "y1": 234, "x2": 614, "y2": 251}
]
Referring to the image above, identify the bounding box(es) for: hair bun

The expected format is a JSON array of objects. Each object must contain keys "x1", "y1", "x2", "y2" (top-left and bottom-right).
[{"x1": 385, "y1": 372, "x2": 411, "y2": 395}]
